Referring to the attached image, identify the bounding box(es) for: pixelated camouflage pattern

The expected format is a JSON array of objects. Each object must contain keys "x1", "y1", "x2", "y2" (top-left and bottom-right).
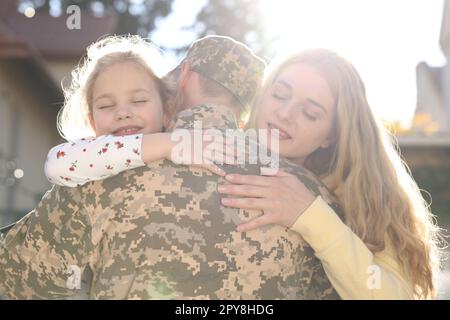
[
  {"x1": 177, "y1": 35, "x2": 265, "y2": 111},
  {"x1": 0, "y1": 104, "x2": 341, "y2": 300}
]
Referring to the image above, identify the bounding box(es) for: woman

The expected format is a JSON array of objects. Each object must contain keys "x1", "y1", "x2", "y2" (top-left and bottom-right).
[{"x1": 217, "y1": 49, "x2": 444, "y2": 299}]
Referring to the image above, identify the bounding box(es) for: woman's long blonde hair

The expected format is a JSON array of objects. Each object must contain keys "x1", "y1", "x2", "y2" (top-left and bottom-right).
[
  {"x1": 248, "y1": 49, "x2": 445, "y2": 299},
  {"x1": 58, "y1": 35, "x2": 168, "y2": 141}
]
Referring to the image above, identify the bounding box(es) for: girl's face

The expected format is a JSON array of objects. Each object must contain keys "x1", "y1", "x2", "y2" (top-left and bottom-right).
[
  {"x1": 256, "y1": 63, "x2": 336, "y2": 164},
  {"x1": 90, "y1": 61, "x2": 164, "y2": 136}
]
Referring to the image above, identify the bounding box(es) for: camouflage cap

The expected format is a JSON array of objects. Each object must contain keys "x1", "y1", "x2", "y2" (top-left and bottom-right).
[{"x1": 168, "y1": 35, "x2": 266, "y2": 110}]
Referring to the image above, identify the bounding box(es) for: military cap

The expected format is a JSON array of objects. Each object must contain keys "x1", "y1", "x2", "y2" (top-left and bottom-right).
[{"x1": 167, "y1": 35, "x2": 266, "y2": 110}]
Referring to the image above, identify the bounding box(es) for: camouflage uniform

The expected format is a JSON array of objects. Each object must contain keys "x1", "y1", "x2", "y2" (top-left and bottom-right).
[
  {"x1": 0, "y1": 36, "x2": 342, "y2": 299},
  {"x1": 0, "y1": 104, "x2": 342, "y2": 299}
]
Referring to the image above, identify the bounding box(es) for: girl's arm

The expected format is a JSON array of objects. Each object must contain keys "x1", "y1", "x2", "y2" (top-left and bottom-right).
[
  {"x1": 45, "y1": 131, "x2": 230, "y2": 187},
  {"x1": 45, "y1": 134, "x2": 146, "y2": 187}
]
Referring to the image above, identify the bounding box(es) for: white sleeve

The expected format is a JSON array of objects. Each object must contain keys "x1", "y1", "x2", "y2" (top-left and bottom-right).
[{"x1": 44, "y1": 134, "x2": 145, "y2": 187}]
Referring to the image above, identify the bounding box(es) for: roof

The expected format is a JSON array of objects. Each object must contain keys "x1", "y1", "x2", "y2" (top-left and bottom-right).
[
  {"x1": 0, "y1": 1, "x2": 119, "y2": 107},
  {"x1": 0, "y1": 2, "x2": 118, "y2": 59}
]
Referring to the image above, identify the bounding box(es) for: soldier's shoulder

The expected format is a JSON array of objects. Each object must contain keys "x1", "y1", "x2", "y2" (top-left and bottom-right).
[{"x1": 173, "y1": 103, "x2": 238, "y2": 130}]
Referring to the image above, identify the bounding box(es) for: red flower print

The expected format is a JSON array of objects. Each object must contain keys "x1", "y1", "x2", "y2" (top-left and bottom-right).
[
  {"x1": 69, "y1": 160, "x2": 78, "y2": 172},
  {"x1": 106, "y1": 165, "x2": 113, "y2": 170},
  {"x1": 98, "y1": 143, "x2": 110, "y2": 155},
  {"x1": 83, "y1": 148, "x2": 87, "y2": 152},
  {"x1": 133, "y1": 148, "x2": 140, "y2": 156},
  {"x1": 115, "y1": 141, "x2": 124, "y2": 149},
  {"x1": 56, "y1": 151, "x2": 66, "y2": 159},
  {"x1": 89, "y1": 164, "x2": 93, "y2": 168},
  {"x1": 125, "y1": 159, "x2": 131, "y2": 167}
]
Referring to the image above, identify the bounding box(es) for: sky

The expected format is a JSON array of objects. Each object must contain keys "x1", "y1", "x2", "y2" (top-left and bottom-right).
[{"x1": 152, "y1": 0, "x2": 446, "y2": 126}]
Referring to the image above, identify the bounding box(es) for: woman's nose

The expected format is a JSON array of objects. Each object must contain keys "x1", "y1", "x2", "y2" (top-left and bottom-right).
[{"x1": 274, "y1": 102, "x2": 293, "y2": 122}]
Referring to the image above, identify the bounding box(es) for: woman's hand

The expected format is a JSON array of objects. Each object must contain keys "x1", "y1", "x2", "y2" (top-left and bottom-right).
[
  {"x1": 218, "y1": 170, "x2": 317, "y2": 231},
  {"x1": 167, "y1": 129, "x2": 238, "y2": 177}
]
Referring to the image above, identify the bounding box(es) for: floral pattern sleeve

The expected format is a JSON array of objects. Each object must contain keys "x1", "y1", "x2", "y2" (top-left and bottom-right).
[{"x1": 44, "y1": 134, "x2": 145, "y2": 187}]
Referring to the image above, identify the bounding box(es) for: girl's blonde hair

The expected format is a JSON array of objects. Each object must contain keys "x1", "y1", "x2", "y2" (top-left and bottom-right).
[
  {"x1": 248, "y1": 49, "x2": 445, "y2": 299},
  {"x1": 58, "y1": 35, "x2": 168, "y2": 140}
]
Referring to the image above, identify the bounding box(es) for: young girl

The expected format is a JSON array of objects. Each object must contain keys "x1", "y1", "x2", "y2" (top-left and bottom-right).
[{"x1": 45, "y1": 35, "x2": 230, "y2": 187}]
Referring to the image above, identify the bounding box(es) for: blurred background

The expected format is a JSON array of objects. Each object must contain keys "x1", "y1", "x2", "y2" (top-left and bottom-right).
[{"x1": 0, "y1": 0, "x2": 449, "y2": 298}]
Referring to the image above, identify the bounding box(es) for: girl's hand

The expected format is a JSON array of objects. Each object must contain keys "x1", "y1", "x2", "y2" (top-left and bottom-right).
[
  {"x1": 167, "y1": 129, "x2": 238, "y2": 177},
  {"x1": 218, "y1": 170, "x2": 316, "y2": 231}
]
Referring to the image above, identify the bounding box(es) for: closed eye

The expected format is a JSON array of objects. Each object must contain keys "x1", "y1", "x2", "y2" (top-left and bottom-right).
[
  {"x1": 272, "y1": 93, "x2": 288, "y2": 100},
  {"x1": 303, "y1": 110, "x2": 319, "y2": 121},
  {"x1": 98, "y1": 105, "x2": 114, "y2": 109},
  {"x1": 132, "y1": 100, "x2": 148, "y2": 104}
]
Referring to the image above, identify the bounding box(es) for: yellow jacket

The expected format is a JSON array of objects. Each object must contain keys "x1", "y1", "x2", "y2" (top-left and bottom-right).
[{"x1": 290, "y1": 196, "x2": 415, "y2": 299}]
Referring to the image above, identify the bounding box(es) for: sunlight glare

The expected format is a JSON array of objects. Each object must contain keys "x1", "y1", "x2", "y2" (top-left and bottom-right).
[{"x1": 259, "y1": 0, "x2": 445, "y2": 126}]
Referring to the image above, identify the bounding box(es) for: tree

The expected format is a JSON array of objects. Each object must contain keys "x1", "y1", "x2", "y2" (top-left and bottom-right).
[{"x1": 192, "y1": 0, "x2": 272, "y2": 57}]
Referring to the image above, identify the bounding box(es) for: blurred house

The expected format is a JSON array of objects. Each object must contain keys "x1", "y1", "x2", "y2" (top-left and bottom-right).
[
  {"x1": 400, "y1": 0, "x2": 450, "y2": 216},
  {"x1": 415, "y1": 0, "x2": 450, "y2": 133},
  {"x1": 0, "y1": 1, "x2": 118, "y2": 226}
]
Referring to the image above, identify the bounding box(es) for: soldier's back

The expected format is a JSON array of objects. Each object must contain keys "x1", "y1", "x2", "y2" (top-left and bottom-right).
[{"x1": 86, "y1": 159, "x2": 339, "y2": 300}]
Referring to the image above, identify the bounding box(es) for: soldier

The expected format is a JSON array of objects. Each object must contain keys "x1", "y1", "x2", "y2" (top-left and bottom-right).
[{"x1": 0, "y1": 36, "x2": 341, "y2": 299}]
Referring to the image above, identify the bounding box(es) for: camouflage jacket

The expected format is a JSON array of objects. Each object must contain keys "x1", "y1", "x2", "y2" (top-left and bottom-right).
[{"x1": 0, "y1": 104, "x2": 341, "y2": 299}]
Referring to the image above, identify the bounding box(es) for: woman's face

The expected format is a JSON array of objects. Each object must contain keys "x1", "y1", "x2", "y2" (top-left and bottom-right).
[{"x1": 256, "y1": 63, "x2": 336, "y2": 164}]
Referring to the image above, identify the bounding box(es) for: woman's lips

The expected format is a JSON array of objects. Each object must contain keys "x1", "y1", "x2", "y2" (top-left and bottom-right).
[{"x1": 267, "y1": 123, "x2": 292, "y2": 140}]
